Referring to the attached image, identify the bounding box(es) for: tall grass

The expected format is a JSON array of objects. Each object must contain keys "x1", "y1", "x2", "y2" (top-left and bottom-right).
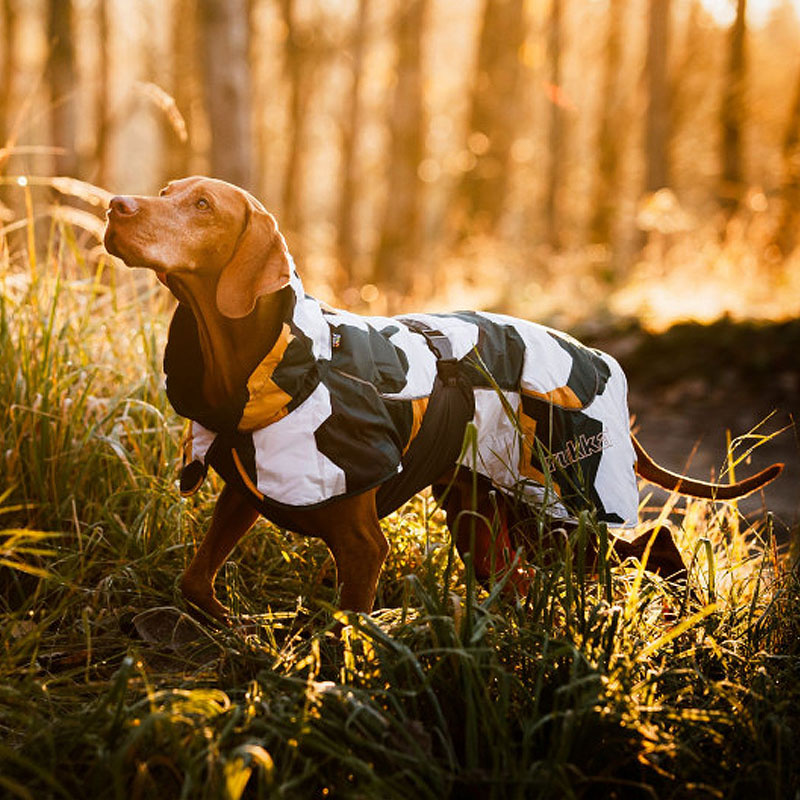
[{"x1": 0, "y1": 202, "x2": 798, "y2": 799}]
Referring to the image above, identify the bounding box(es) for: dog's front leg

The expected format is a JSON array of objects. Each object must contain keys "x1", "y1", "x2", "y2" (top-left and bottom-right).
[{"x1": 180, "y1": 483, "x2": 260, "y2": 624}]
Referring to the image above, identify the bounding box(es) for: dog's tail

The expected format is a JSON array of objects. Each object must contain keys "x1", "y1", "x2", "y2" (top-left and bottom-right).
[{"x1": 632, "y1": 434, "x2": 783, "y2": 500}]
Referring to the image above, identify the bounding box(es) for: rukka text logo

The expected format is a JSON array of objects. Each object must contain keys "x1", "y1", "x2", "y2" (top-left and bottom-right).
[{"x1": 545, "y1": 432, "x2": 611, "y2": 471}]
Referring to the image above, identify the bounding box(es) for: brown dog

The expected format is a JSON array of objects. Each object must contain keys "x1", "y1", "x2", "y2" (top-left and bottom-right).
[{"x1": 104, "y1": 176, "x2": 783, "y2": 624}]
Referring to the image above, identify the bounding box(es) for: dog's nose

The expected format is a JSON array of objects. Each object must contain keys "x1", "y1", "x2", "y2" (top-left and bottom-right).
[{"x1": 108, "y1": 195, "x2": 139, "y2": 216}]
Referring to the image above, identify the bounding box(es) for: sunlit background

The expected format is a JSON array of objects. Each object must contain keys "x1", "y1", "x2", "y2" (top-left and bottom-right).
[
  {"x1": 1, "y1": 7, "x2": 799, "y2": 796},
  {"x1": 2, "y1": 0, "x2": 800, "y2": 328}
]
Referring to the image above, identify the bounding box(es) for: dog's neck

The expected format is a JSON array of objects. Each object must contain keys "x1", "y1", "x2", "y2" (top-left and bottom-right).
[{"x1": 166, "y1": 272, "x2": 289, "y2": 410}]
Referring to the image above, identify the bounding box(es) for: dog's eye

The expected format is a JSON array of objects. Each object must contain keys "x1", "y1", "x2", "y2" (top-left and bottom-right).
[{"x1": 195, "y1": 197, "x2": 211, "y2": 211}]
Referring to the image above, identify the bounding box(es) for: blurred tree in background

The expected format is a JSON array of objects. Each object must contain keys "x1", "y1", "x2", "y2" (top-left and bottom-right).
[
  {"x1": 720, "y1": 0, "x2": 747, "y2": 214},
  {"x1": 776, "y1": 59, "x2": 800, "y2": 254},
  {"x1": 198, "y1": 0, "x2": 254, "y2": 190},
  {"x1": 373, "y1": 0, "x2": 427, "y2": 296},
  {"x1": 0, "y1": 0, "x2": 16, "y2": 151},
  {"x1": 457, "y1": 0, "x2": 526, "y2": 237},
  {"x1": 1, "y1": 0, "x2": 800, "y2": 325},
  {"x1": 46, "y1": 0, "x2": 78, "y2": 177},
  {"x1": 644, "y1": 0, "x2": 671, "y2": 195},
  {"x1": 336, "y1": 0, "x2": 368, "y2": 284},
  {"x1": 590, "y1": 0, "x2": 624, "y2": 247}
]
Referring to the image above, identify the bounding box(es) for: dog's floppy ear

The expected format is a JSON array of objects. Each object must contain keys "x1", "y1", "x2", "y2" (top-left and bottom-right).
[{"x1": 216, "y1": 197, "x2": 291, "y2": 319}]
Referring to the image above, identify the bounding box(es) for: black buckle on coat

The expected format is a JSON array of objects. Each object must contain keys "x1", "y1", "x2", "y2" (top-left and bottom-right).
[
  {"x1": 398, "y1": 317, "x2": 462, "y2": 385},
  {"x1": 436, "y1": 357, "x2": 460, "y2": 385}
]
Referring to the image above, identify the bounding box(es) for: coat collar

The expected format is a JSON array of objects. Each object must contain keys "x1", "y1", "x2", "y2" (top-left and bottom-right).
[{"x1": 164, "y1": 260, "x2": 325, "y2": 434}]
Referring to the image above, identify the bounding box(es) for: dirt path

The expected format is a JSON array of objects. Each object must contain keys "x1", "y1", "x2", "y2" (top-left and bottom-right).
[
  {"x1": 631, "y1": 395, "x2": 797, "y2": 537},
  {"x1": 584, "y1": 318, "x2": 799, "y2": 540}
]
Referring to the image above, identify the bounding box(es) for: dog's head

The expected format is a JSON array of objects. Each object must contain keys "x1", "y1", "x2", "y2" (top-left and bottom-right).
[{"x1": 104, "y1": 176, "x2": 291, "y2": 318}]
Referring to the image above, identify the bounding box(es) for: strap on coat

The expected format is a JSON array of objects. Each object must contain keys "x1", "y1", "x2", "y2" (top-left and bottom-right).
[{"x1": 375, "y1": 320, "x2": 475, "y2": 518}]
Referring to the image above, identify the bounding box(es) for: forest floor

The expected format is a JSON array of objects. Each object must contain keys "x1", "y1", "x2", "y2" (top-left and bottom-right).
[{"x1": 583, "y1": 316, "x2": 800, "y2": 539}]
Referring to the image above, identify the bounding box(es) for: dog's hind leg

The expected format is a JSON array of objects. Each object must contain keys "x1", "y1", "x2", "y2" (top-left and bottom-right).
[
  {"x1": 310, "y1": 489, "x2": 389, "y2": 614},
  {"x1": 613, "y1": 525, "x2": 687, "y2": 581},
  {"x1": 180, "y1": 483, "x2": 260, "y2": 624},
  {"x1": 437, "y1": 478, "x2": 532, "y2": 596}
]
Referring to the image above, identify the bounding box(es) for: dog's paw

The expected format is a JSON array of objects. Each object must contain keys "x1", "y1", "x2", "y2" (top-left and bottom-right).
[{"x1": 180, "y1": 577, "x2": 234, "y2": 627}]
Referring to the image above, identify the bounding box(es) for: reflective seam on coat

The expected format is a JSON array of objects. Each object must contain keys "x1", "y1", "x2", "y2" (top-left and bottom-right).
[
  {"x1": 521, "y1": 385, "x2": 584, "y2": 410},
  {"x1": 518, "y1": 411, "x2": 562, "y2": 496},
  {"x1": 231, "y1": 448, "x2": 265, "y2": 500},
  {"x1": 403, "y1": 397, "x2": 430, "y2": 454},
  {"x1": 239, "y1": 323, "x2": 294, "y2": 431}
]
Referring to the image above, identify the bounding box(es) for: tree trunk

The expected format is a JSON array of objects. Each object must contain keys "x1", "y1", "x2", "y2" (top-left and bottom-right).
[
  {"x1": 0, "y1": 0, "x2": 18, "y2": 219},
  {"x1": 775, "y1": 64, "x2": 800, "y2": 256},
  {"x1": 164, "y1": 0, "x2": 196, "y2": 182},
  {"x1": 279, "y1": 0, "x2": 317, "y2": 233},
  {"x1": 0, "y1": 0, "x2": 18, "y2": 151},
  {"x1": 337, "y1": 0, "x2": 369, "y2": 285},
  {"x1": 373, "y1": 0, "x2": 427, "y2": 292},
  {"x1": 458, "y1": 0, "x2": 526, "y2": 235},
  {"x1": 719, "y1": 0, "x2": 747, "y2": 214},
  {"x1": 669, "y1": 0, "x2": 702, "y2": 141},
  {"x1": 644, "y1": 0, "x2": 670, "y2": 194},
  {"x1": 545, "y1": 0, "x2": 564, "y2": 250},
  {"x1": 47, "y1": 0, "x2": 79, "y2": 177},
  {"x1": 589, "y1": 0, "x2": 624, "y2": 245},
  {"x1": 95, "y1": 0, "x2": 110, "y2": 187},
  {"x1": 197, "y1": 0, "x2": 254, "y2": 190}
]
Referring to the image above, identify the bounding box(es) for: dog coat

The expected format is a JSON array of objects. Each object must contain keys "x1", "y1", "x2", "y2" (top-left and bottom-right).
[{"x1": 165, "y1": 263, "x2": 639, "y2": 527}]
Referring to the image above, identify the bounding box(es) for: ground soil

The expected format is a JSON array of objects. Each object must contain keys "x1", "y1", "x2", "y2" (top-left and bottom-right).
[{"x1": 581, "y1": 317, "x2": 800, "y2": 541}]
